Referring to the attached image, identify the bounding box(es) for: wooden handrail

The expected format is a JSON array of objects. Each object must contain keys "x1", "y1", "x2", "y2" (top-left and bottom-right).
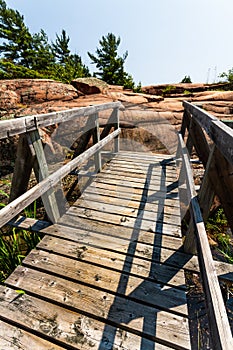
[
  {"x1": 177, "y1": 132, "x2": 233, "y2": 350},
  {"x1": 183, "y1": 101, "x2": 233, "y2": 165},
  {"x1": 0, "y1": 102, "x2": 122, "y2": 139},
  {"x1": 0, "y1": 102, "x2": 122, "y2": 226}
]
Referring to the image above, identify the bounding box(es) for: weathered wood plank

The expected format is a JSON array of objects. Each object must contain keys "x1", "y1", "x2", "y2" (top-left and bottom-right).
[
  {"x1": 92, "y1": 177, "x2": 179, "y2": 198},
  {"x1": 24, "y1": 249, "x2": 188, "y2": 316},
  {"x1": 37, "y1": 235, "x2": 187, "y2": 289},
  {"x1": 40, "y1": 222, "x2": 198, "y2": 273},
  {"x1": 115, "y1": 152, "x2": 175, "y2": 161},
  {"x1": 0, "y1": 320, "x2": 64, "y2": 350},
  {"x1": 0, "y1": 128, "x2": 120, "y2": 228},
  {"x1": 0, "y1": 286, "x2": 169, "y2": 350},
  {"x1": 72, "y1": 198, "x2": 181, "y2": 225},
  {"x1": 5, "y1": 267, "x2": 191, "y2": 349},
  {"x1": 11, "y1": 214, "x2": 182, "y2": 250},
  {"x1": 94, "y1": 171, "x2": 178, "y2": 186},
  {"x1": 100, "y1": 165, "x2": 178, "y2": 180},
  {"x1": 64, "y1": 208, "x2": 182, "y2": 237},
  {"x1": 87, "y1": 182, "x2": 180, "y2": 207},
  {"x1": 80, "y1": 190, "x2": 181, "y2": 216},
  {"x1": 8, "y1": 216, "x2": 233, "y2": 284}
]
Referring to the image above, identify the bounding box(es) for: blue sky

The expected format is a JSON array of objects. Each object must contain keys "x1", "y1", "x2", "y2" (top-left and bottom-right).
[{"x1": 4, "y1": 0, "x2": 233, "y2": 85}]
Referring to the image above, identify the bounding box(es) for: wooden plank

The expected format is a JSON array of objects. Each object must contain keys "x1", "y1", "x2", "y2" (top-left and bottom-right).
[
  {"x1": 0, "y1": 102, "x2": 123, "y2": 139},
  {"x1": 23, "y1": 249, "x2": 188, "y2": 316},
  {"x1": 95, "y1": 171, "x2": 178, "y2": 185},
  {"x1": 100, "y1": 164, "x2": 178, "y2": 180},
  {"x1": 0, "y1": 320, "x2": 64, "y2": 350},
  {"x1": 5, "y1": 267, "x2": 191, "y2": 349},
  {"x1": 11, "y1": 214, "x2": 183, "y2": 250},
  {"x1": 10, "y1": 215, "x2": 233, "y2": 283},
  {"x1": 80, "y1": 190, "x2": 181, "y2": 216},
  {"x1": 116, "y1": 152, "x2": 175, "y2": 161},
  {"x1": 92, "y1": 177, "x2": 179, "y2": 196},
  {"x1": 42, "y1": 221, "x2": 196, "y2": 272},
  {"x1": 64, "y1": 209, "x2": 181, "y2": 237},
  {"x1": 10, "y1": 216, "x2": 233, "y2": 284},
  {"x1": 72, "y1": 197, "x2": 181, "y2": 225},
  {"x1": 0, "y1": 287, "x2": 173, "y2": 350},
  {"x1": 37, "y1": 235, "x2": 188, "y2": 290},
  {"x1": 87, "y1": 182, "x2": 180, "y2": 207},
  {"x1": 113, "y1": 155, "x2": 176, "y2": 167},
  {"x1": 0, "y1": 128, "x2": 120, "y2": 228}
]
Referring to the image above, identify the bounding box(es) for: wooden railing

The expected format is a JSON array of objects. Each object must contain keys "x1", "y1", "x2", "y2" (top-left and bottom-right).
[
  {"x1": 178, "y1": 101, "x2": 233, "y2": 349},
  {"x1": 0, "y1": 102, "x2": 122, "y2": 228}
]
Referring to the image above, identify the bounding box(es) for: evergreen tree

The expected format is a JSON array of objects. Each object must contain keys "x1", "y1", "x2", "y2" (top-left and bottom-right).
[
  {"x1": 52, "y1": 29, "x2": 70, "y2": 64},
  {"x1": 0, "y1": 0, "x2": 33, "y2": 66},
  {"x1": 88, "y1": 33, "x2": 134, "y2": 88},
  {"x1": 180, "y1": 75, "x2": 192, "y2": 83},
  {"x1": 31, "y1": 29, "x2": 55, "y2": 71},
  {"x1": 0, "y1": 1, "x2": 90, "y2": 82}
]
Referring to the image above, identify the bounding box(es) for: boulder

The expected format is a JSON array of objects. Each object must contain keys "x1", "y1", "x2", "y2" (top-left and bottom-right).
[
  {"x1": 0, "y1": 86, "x2": 19, "y2": 109},
  {"x1": 0, "y1": 79, "x2": 78, "y2": 105},
  {"x1": 71, "y1": 77, "x2": 109, "y2": 95}
]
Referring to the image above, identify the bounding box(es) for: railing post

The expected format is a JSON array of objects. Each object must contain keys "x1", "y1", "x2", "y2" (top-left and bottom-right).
[
  {"x1": 113, "y1": 107, "x2": 120, "y2": 153},
  {"x1": 27, "y1": 129, "x2": 62, "y2": 223},
  {"x1": 92, "y1": 112, "x2": 102, "y2": 172}
]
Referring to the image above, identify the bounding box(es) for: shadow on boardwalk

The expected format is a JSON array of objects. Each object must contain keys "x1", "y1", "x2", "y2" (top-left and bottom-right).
[{"x1": 98, "y1": 159, "x2": 195, "y2": 350}]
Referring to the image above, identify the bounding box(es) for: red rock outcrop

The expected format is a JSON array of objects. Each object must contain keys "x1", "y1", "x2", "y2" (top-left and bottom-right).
[{"x1": 0, "y1": 79, "x2": 78, "y2": 111}]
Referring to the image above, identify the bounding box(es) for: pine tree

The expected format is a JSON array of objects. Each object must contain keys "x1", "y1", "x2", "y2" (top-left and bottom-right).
[
  {"x1": 0, "y1": 0, "x2": 33, "y2": 66},
  {"x1": 52, "y1": 29, "x2": 70, "y2": 64},
  {"x1": 88, "y1": 33, "x2": 134, "y2": 88}
]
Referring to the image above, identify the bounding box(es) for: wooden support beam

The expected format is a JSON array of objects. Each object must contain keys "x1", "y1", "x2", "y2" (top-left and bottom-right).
[
  {"x1": 113, "y1": 107, "x2": 120, "y2": 153},
  {"x1": 92, "y1": 113, "x2": 102, "y2": 172},
  {"x1": 9, "y1": 134, "x2": 34, "y2": 203},
  {"x1": 28, "y1": 130, "x2": 63, "y2": 223}
]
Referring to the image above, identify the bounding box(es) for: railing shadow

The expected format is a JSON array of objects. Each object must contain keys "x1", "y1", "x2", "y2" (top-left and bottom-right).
[{"x1": 98, "y1": 158, "x2": 192, "y2": 350}]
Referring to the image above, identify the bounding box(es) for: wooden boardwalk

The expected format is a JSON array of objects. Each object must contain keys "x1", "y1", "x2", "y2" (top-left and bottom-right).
[{"x1": 0, "y1": 151, "x2": 194, "y2": 350}]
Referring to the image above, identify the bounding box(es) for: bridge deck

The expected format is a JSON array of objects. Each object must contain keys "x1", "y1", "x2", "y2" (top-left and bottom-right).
[{"x1": 0, "y1": 152, "x2": 194, "y2": 350}]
